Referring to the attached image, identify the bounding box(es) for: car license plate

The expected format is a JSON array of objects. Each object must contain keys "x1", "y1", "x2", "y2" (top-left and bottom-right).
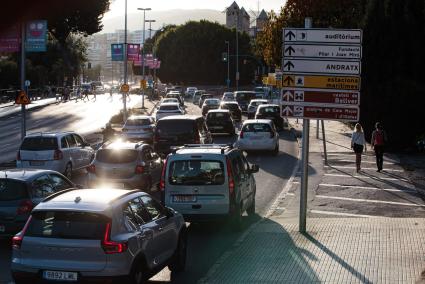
[
  {"x1": 43, "y1": 270, "x2": 78, "y2": 282},
  {"x1": 0, "y1": 225, "x2": 5, "y2": 233},
  {"x1": 173, "y1": 195, "x2": 196, "y2": 202},
  {"x1": 30, "y1": 161, "x2": 44, "y2": 166}
]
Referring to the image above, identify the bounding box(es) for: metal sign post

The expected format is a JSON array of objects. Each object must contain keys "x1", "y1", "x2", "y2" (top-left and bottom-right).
[
  {"x1": 299, "y1": 17, "x2": 312, "y2": 233},
  {"x1": 20, "y1": 23, "x2": 26, "y2": 141}
]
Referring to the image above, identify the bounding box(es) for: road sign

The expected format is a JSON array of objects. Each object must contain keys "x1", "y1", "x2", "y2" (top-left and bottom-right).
[
  {"x1": 282, "y1": 75, "x2": 360, "y2": 90},
  {"x1": 120, "y1": 84, "x2": 129, "y2": 93},
  {"x1": 281, "y1": 88, "x2": 359, "y2": 105},
  {"x1": 283, "y1": 44, "x2": 362, "y2": 60},
  {"x1": 15, "y1": 90, "x2": 30, "y2": 105},
  {"x1": 283, "y1": 59, "x2": 360, "y2": 75},
  {"x1": 140, "y1": 79, "x2": 147, "y2": 90},
  {"x1": 24, "y1": 80, "x2": 30, "y2": 87},
  {"x1": 281, "y1": 104, "x2": 359, "y2": 121},
  {"x1": 283, "y1": 28, "x2": 362, "y2": 44}
]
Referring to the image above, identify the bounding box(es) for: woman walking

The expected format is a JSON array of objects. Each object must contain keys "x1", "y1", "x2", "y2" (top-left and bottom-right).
[
  {"x1": 371, "y1": 122, "x2": 387, "y2": 172},
  {"x1": 351, "y1": 123, "x2": 367, "y2": 173}
]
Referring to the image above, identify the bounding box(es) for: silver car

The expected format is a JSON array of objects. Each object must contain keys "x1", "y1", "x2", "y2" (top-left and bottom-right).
[
  {"x1": 235, "y1": 119, "x2": 280, "y2": 155},
  {"x1": 154, "y1": 102, "x2": 184, "y2": 120},
  {"x1": 122, "y1": 115, "x2": 156, "y2": 142},
  {"x1": 11, "y1": 188, "x2": 187, "y2": 284},
  {"x1": 247, "y1": 99, "x2": 268, "y2": 119},
  {"x1": 87, "y1": 141, "x2": 163, "y2": 191},
  {"x1": 16, "y1": 132, "x2": 95, "y2": 179}
]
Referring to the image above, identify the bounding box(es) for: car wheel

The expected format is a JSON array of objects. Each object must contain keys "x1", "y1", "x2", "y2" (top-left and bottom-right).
[
  {"x1": 168, "y1": 230, "x2": 187, "y2": 272},
  {"x1": 129, "y1": 259, "x2": 146, "y2": 284},
  {"x1": 230, "y1": 202, "x2": 243, "y2": 231},
  {"x1": 64, "y1": 163, "x2": 72, "y2": 179},
  {"x1": 247, "y1": 195, "x2": 255, "y2": 216},
  {"x1": 273, "y1": 144, "x2": 279, "y2": 156}
]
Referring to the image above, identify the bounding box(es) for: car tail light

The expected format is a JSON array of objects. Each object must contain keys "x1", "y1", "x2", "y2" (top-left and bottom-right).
[
  {"x1": 53, "y1": 149, "x2": 63, "y2": 160},
  {"x1": 12, "y1": 215, "x2": 32, "y2": 250},
  {"x1": 239, "y1": 131, "x2": 244, "y2": 139},
  {"x1": 87, "y1": 164, "x2": 96, "y2": 173},
  {"x1": 16, "y1": 151, "x2": 21, "y2": 161},
  {"x1": 102, "y1": 222, "x2": 128, "y2": 254},
  {"x1": 16, "y1": 200, "x2": 34, "y2": 215},
  {"x1": 226, "y1": 157, "x2": 235, "y2": 198},
  {"x1": 135, "y1": 165, "x2": 145, "y2": 174},
  {"x1": 159, "y1": 158, "x2": 168, "y2": 191}
]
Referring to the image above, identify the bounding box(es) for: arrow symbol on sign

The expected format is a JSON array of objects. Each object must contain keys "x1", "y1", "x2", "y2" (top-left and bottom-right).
[
  {"x1": 285, "y1": 30, "x2": 295, "y2": 40},
  {"x1": 282, "y1": 91, "x2": 294, "y2": 102},
  {"x1": 285, "y1": 46, "x2": 295, "y2": 56},
  {"x1": 282, "y1": 106, "x2": 293, "y2": 116},
  {"x1": 283, "y1": 76, "x2": 294, "y2": 85},
  {"x1": 284, "y1": 61, "x2": 294, "y2": 71}
]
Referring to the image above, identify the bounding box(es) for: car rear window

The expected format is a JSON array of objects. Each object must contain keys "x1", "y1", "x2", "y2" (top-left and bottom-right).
[
  {"x1": 20, "y1": 137, "x2": 58, "y2": 151},
  {"x1": 26, "y1": 211, "x2": 108, "y2": 240},
  {"x1": 207, "y1": 112, "x2": 230, "y2": 120},
  {"x1": 0, "y1": 179, "x2": 28, "y2": 201},
  {"x1": 259, "y1": 106, "x2": 280, "y2": 114},
  {"x1": 157, "y1": 120, "x2": 195, "y2": 135},
  {"x1": 96, "y1": 149, "x2": 138, "y2": 163},
  {"x1": 169, "y1": 160, "x2": 225, "y2": 185},
  {"x1": 221, "y1": 103, "x2": 239, "y2": 111},
  {"x1": 205, "y1": 99, "x2": 219, "y2": 105},
  {"x1": 160, "y1": 105, "x2": 179, "y2": 111},
  {"x1": 242, "y1": 123, "x2": 272, "y2": 132},
  {"x1": 125, "y1": 119, "x2": 151, "y2": 126}
]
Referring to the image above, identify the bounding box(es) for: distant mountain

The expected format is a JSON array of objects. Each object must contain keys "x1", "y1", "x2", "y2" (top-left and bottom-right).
[{"x1": 100, "y1": 9, "x2": 226, "y2": 33}]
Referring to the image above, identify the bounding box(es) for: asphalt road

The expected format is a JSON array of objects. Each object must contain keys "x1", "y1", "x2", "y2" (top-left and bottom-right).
[{"x1": 0, "y1": 96, "x2": 299, "y2": 283}]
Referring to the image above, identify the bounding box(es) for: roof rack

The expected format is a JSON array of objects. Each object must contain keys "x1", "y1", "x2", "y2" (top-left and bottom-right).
[
  {"x1": 41, "y1": 188, "x2": 77, "y2": 203},
  {"x1": 171, "y1": 144, "x2": 234, "y2": 154}
]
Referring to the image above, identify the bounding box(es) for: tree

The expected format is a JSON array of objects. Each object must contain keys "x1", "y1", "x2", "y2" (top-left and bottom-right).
[{"x1": 155, "y1": 20, "x2": 255, "y2": 85}]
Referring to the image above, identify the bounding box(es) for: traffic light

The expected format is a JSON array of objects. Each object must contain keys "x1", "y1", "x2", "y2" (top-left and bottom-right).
[
  {"x1": 141, "y1": 79, "x2": 147, "y2": 90},
  {"x1": 222, "y1": 52, "x2": 228, "y2": 62}
]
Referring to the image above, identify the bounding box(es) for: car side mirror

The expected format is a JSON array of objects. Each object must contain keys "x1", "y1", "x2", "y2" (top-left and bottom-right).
[
  {"x1": 165, "y1": 206, "x2": 174, "y2": 218},
  {"x1": 250, "y1": 164, "x2": 260, "y2": 173}
]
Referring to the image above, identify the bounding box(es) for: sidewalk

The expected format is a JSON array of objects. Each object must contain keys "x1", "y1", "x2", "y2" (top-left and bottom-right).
[
  {"x1": 199, "y1": 120, "x2": 425, "y2": 283},
  {"x1": 0, "y1": 97, "x2": 57, "y2": 118}
]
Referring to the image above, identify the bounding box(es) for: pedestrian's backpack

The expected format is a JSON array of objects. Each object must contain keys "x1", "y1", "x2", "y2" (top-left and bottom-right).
[{"x1": 375, "y1": 130, "x2": 385, "y2": 145}]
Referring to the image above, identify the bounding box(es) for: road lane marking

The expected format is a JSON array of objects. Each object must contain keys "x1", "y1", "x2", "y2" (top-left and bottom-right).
[
  {"x1": 316, "y1": 195, "x2": 425, "y2": 207},
  {"x1": 319, "y1": 183, "x2": 417, "y2": 193},
  {"x1": 324, "y1": 173, "x2": 410, "y2": 182},
  {"x1": 310, "y1": 209, "x2": 384, "y2": 218},
  {"x1": 325, "y1": 153, "x2": 400, "y2": 163},
  {"x1": 324, "y1": 159, "x2": 397, "y2": 165},
  {"x1": 325, "y1": 165, "x2": 403, "y2": 172}
]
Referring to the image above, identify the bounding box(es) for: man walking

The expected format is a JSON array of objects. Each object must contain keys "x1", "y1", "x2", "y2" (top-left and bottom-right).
[{"x1": 371, "y1": 122, "x2": 387, "y2": 172}]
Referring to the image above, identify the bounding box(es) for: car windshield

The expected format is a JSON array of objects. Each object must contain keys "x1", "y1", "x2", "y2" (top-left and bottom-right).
[
  {"x1": 125, "y1": 119, "x2": 151, "y2": 126},
  {"x1": 20, "y1": 137, "x2": 58, "y2": 151},
  {"x1": 169, "y1": 160, "x2": 225, "y2": 185},
  {"x1": 157, "y1": 120, "x2": 195, "y2": 135},
  {"x1": 26, "y1": 211, "x2": 108, "y2": 240},
  {"x1": 0, "y1": 179, "x2": 28, "y2": 201},
  {"x1": 235, "y1": 92, "x2": 255, "y2": 101},
  {"x1": 242, "y1": 123, "x2": 272, "y2": 132},
  {"x1": 96, "y1": 149, "x2": 138, "y2": 163},
  {"x1": 159, "y1": 105, "x2": 179, "y2": 111}
]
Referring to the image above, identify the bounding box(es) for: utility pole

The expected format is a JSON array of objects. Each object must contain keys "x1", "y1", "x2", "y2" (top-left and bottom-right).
[
  {"x1": 123, "y1": 0, "x2": 128, "y2": 122},
  {"x1": 235, "y1": 9, "x2": 239, "y2": 90},
  {"x1": 146, "y1": 19, "x2": 156, "y2": 78},
  {"x1": 138, "y1": 8, "x2": 151, "y2": 109},
  {"x1": 225, "y1": 41, "x2": 230, "y2": 89}
]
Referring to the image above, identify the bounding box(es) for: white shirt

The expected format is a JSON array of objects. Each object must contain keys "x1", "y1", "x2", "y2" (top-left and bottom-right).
[{"x1": 351, "y1": 131, "x2": 365, "y2": 146}]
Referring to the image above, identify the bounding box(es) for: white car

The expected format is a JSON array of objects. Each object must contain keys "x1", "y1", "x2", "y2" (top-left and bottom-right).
[
  {"x1": 16, "y1": 132, "x2": 95, "y2": 179},
  {"x1": 235, "y1": 119, "x2": 279, "y2": 155},
  {"x1": 185, "y1": 87, "x2": 197, "y2": 97},
  {"x1": 222, "y1": 92, "x2": 235, "y2": 101},
  {"x1": 122, "y1": 115, "x2": 156, "y2": 142},
  {"x1": 155, "y1": 102, "x2": 184, "y2": 120},
  {"x1": 247, "y1": 99, "x2": 268, "y2": 119},
  {"x1": 160, "y1": 98, "x2": 180, "y2": 105}
]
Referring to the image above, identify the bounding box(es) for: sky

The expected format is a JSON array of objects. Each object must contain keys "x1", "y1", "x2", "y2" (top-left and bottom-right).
[{"x1": 103, "y1": 0, "x2": 285, "y2": 20}]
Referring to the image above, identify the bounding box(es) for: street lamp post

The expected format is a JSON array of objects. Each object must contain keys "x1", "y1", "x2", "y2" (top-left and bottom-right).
[
  {"x1": 146, "y1": 20, "x2": 156, "y2": 77},
  {"x1": 225, "y1": 41, "x2": 230, "y2": 89},
  {"x1": 233, "y1": 7, "x2": 239, "y2": 90},
  {"x1": 137, "y1": 7, "x2": 151, "y2": 109},
  {"x1": 123, "y1": 0, "x2": 128, "y2": 121}
]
